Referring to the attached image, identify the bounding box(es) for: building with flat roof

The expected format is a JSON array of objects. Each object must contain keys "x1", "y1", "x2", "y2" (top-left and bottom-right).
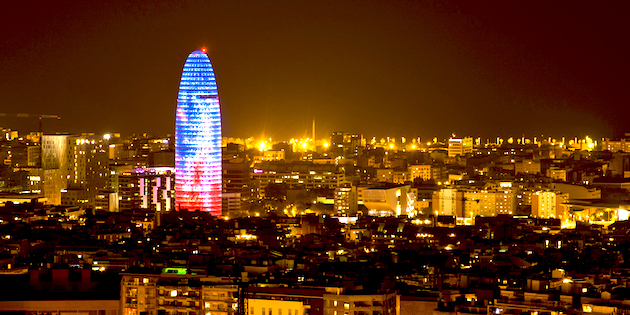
[
  {"x1": 116, "y1": 167, "x2": 175, "y2": 213},
  {"x1": 0, "y1": 300, "x2": 119, "y2": 315},
  {"x1": 360, "y1": 183, "x2": 416, "y2": 217},
  {"x1": 253, "y1": 162, "x2": 348, "y2": 191},
  {"x1": 531, "y1": 190, "x2": 569, "y2": 220},
  {"x1": 323, "y1": 290, "x2": 397, "y2": 315},
  {"x1": 602, "y1": 134, "x2": 630, "y2": 153},
  {"x1": 432, "y1": 186, "x2": 516, "y2": 223},
  {"x1": 409, "y1": 164, "x2": 432, "y2": 182},
  {"x1": 334, "y1": 184, "x2": 357, "y2": 216},
  {"x1": 448, "y1": 137, "x2": 473, "y2": 157},
  {"x1": 0, "y1": 268, "x2": 120, "y2": 315},
  {"x1": 121, "y1": 270, "x2": 240, "y2": 315},
  {"x1": 591, "y1": 178, "x2": 630, "y2": 192},
  {"x1": 42, "y1": 134, "x2": 109, "y2": 207}
]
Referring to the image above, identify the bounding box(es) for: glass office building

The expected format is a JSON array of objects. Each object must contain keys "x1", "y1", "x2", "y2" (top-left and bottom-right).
[{"x1": 175, "y1": 50, "x2": 222, "y2": 215}]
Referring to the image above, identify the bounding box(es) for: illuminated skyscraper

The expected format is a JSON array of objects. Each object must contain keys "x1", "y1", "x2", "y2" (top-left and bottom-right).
[{"x1": 175, "y1": 50, "x2": 222, "y2": 215}]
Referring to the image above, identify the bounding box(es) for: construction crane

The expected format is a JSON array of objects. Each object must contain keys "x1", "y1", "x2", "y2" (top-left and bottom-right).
[{"x1": 0, "y1": 113, "x2": 61, "y2": 134}]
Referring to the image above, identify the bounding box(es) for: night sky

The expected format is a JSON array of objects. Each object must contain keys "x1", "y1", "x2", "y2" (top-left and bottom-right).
[{"x1": 1, "y1": 1, "x2": 629, "y2": 141}]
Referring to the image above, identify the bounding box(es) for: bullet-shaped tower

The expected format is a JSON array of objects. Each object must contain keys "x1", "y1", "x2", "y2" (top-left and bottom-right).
[{"x1": 175, "y1": 50, "x2": 222, "y2": 215}]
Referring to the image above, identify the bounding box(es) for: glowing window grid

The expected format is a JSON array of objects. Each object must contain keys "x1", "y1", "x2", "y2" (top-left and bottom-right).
[{"x1": 175, "y1": 50, "x2": 222, "y2": 215}]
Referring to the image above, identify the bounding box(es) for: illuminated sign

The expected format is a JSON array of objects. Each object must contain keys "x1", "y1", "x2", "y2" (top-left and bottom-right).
[{"x1": 162, "y1": 267, "x2": 189, "y2": 275}]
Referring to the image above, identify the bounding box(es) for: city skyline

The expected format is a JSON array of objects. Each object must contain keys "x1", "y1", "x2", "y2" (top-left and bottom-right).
[
  {"x1": 3, "y1": 2, "x2": 630, "y2": 311},
  {"x1": 1, "y1": 1, "x2": 629, "y2": 141}
]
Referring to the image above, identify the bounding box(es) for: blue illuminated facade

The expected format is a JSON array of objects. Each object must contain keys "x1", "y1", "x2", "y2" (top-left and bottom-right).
[{"x1": 175, "y1": 50, "x2": 222, "y2": 215}]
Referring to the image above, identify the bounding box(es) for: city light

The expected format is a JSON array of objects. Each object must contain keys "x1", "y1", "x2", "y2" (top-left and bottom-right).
[{"x1": 1, "y1": 3, "x2": 629, "y2": 314}]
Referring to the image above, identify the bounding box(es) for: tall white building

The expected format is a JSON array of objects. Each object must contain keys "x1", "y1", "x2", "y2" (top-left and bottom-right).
[
  {"x1": 42, "y1": 134, "x2": 69, "y2": 205},
  {"x1": 42, "y1": 134, "x2": 109, "y2": 206},
  {"x1": 334, "y1": 184, "x2": 357, "y2": 216},
  {"x1": 531, "y1": 190, "x2": 569, "y2": 219}
]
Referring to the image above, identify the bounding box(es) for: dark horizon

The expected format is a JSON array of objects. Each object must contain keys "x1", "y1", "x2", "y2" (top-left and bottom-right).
[{"x1": 1, "y1": 1, "x2": 629, "y2": 141}]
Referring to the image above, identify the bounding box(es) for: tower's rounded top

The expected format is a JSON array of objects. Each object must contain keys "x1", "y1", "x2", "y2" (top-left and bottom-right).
[
  {"x1": 189, "y1": 49, "x2": 208, "y2": 56},
  {"x1": 178, "y1": 50, "x2": 217, "y2": 96}
]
